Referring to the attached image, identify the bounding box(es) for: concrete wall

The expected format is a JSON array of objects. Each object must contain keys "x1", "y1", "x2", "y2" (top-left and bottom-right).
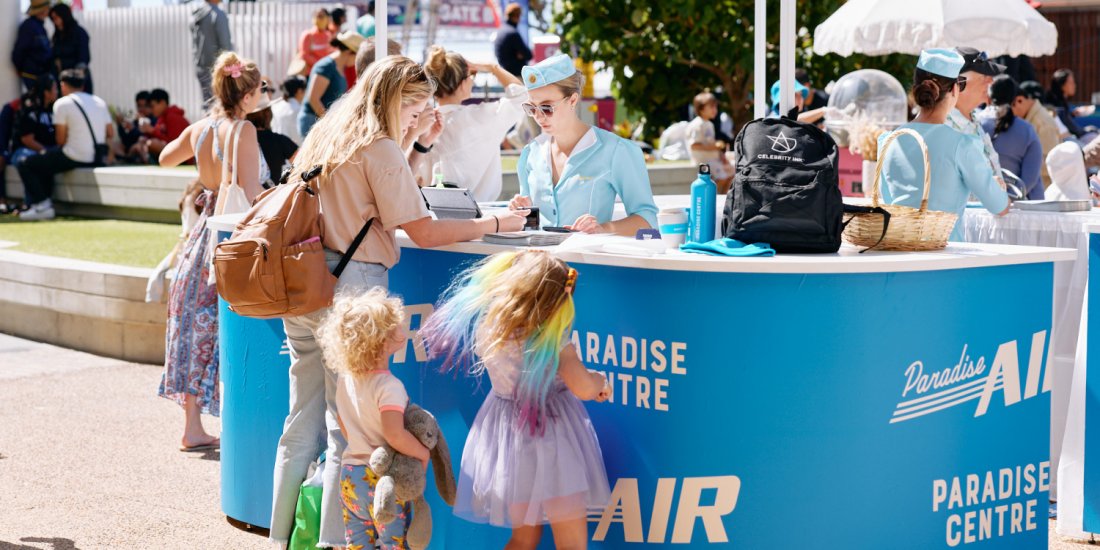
[
  {"x1": 4, "y1": 162, "x2": 697, "y2": 221},
  {"x1": 0, "y1": 248, "x2": 165, "y2": 364}
]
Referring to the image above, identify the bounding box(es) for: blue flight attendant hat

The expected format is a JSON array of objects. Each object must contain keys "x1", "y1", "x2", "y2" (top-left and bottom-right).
[
  {"x1": 916, "y1": 48, "x2": 966, "y2": 79},
  {"x1": 522, "y1": 54, "x2": 578, "y2": 90},
  {"x1": 769, "y1": 79, "x2": 809, "y2": 105}
]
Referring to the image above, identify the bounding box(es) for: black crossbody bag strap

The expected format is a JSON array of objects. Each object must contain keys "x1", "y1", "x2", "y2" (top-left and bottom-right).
[
  {"x1": 842, "y1": 204, "x2": 892, "y2": 253},
  {"x1": 332, "y1": 218, "x2": 376, "y2": 278},
  {"x1": 70, "y1": 98, "x2": 105, "y2": 164}
]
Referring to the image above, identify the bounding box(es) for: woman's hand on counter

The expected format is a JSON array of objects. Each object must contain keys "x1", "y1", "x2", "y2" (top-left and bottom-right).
[
  {"x1": 568, "y1": 214, "x2": 603, "y2": 234},
  {"x1": 509, "y1": 195, "x2": 533, "y2": 210}
]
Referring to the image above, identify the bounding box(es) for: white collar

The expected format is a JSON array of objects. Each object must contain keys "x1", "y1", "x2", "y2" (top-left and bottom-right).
[{"x1": 536, "y1": 126, "x2": 597, "y2": 158}]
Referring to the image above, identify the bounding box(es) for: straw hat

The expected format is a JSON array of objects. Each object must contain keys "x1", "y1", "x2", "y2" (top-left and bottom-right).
[
  {"x1": 334, "y1": 31, "x2": 365, "y2": 53},
  {"x1": 26, "y1": 0, "x2": 50, "y2": 16}
]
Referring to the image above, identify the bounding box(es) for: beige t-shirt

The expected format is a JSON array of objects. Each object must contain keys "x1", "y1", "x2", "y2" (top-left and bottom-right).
[
  {"x1": 319, "y1": 139, "x2": 431, "y2": 267},
  {"x1": 336, "y1": 370, "x2": 409, "y2": 466}
]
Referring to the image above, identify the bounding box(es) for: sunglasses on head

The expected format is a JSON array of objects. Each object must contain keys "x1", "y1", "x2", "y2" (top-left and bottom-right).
[{"x1": 521, "y1": 96, "x2": 570, "y2": 117}]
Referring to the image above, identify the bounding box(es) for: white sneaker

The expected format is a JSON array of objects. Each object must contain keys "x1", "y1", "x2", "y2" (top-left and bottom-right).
[{"x1": 19, "y1": 204, "x2": 55, "y2": 221}]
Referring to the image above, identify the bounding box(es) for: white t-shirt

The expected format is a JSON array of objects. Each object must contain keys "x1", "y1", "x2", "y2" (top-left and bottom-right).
[
  {"x1": 429, "y1": 84, "x2": 528, "y2": 201},
  {"x1": 53, "y1": 92, "x2": 110, "y2": 164},
  {"x1": 271, "y1": 97, "x2": 303, "y2": 145},
  {"x1": 335, "y1": 370, "x2": 409, "y2": 466},
  {"x1": 686, "y1": 115, "x2": 720, "y2": 164}
]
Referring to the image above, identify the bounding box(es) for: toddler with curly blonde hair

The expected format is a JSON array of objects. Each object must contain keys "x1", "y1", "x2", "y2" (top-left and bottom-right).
[{"x1": 318, "y1": 288, "x2": 430, "y2": 550}]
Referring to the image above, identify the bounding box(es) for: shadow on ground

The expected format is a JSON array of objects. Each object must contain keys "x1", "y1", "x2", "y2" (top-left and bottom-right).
[{"x1": 0, "y1": 537, "x2": 81, "y2": 549}]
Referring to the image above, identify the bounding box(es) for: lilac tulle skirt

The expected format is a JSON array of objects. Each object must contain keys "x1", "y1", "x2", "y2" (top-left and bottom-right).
[{"x1": 454, "y1": 386, "x2": 611, "y2": 527}]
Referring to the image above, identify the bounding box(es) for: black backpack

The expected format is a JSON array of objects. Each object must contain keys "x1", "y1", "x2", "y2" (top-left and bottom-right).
[{"x1": 721, "y1": 117, "x2": 843, "y2": 253}]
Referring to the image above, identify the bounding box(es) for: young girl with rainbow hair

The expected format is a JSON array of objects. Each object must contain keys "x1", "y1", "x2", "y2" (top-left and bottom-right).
[{"x1": 421, "y1": 249, "x2": 611, "y2": 549}]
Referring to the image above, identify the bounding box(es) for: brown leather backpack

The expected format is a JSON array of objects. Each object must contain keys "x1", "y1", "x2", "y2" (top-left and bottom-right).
[{"x1": 213, "y1": 166, "x2": 373, "y2": 319}]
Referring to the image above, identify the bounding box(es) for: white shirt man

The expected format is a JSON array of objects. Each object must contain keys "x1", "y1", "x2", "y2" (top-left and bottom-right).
[{"x1": 15, "y1": 69, "x2": 114, "y2": 220}]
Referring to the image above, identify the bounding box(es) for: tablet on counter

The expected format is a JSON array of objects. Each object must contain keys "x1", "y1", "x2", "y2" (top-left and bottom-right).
[{"x1": 420, "y1": 187, "x2": 483, "y2": 220}]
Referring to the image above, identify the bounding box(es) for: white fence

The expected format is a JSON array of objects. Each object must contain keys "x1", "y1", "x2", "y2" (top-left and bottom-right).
[{"x1": 84, "y1": 2, "x2": 348, "y2": 121}]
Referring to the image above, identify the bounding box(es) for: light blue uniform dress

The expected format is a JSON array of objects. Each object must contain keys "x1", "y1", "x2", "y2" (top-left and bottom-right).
[
  {"x1": 878, "y1": 122, "x2": 1009, "y2": 242},
  {"x1": 518, "y1": 126, "x2": 659, "y2": 229}
]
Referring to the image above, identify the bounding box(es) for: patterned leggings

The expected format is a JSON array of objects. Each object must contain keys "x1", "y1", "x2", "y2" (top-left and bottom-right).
[{"x1": 340, "y1": 464, "x2": 413, "y2": 550}]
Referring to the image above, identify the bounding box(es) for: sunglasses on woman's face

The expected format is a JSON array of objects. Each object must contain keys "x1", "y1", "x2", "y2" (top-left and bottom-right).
[
  {"x1": 521, "y1": 96, "x2": 570, "y2": 118},
  {"x1": 957, "y1": 77, "x2": 968, "y2": 92}
]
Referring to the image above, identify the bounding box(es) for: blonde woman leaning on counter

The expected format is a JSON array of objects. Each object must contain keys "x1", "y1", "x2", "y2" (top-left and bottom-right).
[
  {"x1": 509, "y1": 54, "x2": 658, "y2": 235},
  {"x1": 421, "y1": 46, "x2": 527, "y2": 200},
  {"x1": 268, "y1": 56, "x2": 526, "y2": 549}
]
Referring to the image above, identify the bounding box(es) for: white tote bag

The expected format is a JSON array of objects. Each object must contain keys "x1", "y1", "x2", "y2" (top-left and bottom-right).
[
  {"x1": 208, "y1": 120, "x2": 253, "y2": 283},
  {"x1": 214, "y1": 120, "x2": 252, "y2": 216}
]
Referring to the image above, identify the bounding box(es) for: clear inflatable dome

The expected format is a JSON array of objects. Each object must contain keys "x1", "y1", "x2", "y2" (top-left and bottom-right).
[{"x1": 825, "y1": 69, "x2": 908, "y2": 148}]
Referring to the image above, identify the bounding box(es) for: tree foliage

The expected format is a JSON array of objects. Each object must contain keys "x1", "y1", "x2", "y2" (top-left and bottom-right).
[{"x1": 555, "y1": 0, "x2": 914, "y2": 140}]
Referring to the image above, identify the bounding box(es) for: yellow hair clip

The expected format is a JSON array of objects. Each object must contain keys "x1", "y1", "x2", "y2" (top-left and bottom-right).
[{"x1": 564, "y1": 268, "x2": 578, "y2": 295}]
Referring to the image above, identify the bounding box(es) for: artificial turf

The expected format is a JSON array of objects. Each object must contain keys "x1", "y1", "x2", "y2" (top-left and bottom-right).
[{"x1": 0, "y1": 216, "x2": 181, "y2": 268}]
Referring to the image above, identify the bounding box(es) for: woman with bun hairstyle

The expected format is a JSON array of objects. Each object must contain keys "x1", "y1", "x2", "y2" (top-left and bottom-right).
[
  {"x1": 877, "y1": 48, "x2": 1009, "y2": 242},
  {"x1": 509, "y1": 54, "x2": 658, "y2": 234},
  {"x1": 421, "y1": 45, "x2": 526, "y2": 201},
  {"x1": 156, "y1": 52, "x2": 268, "y2": 452},
  {"x1": 268, "y1": 55, "x2": 528, "y2": 549}
]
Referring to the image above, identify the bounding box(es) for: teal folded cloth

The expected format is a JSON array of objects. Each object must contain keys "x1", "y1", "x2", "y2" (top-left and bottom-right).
[{"x1": 680, "y1": 238, "x2": 776, "y2": 257}]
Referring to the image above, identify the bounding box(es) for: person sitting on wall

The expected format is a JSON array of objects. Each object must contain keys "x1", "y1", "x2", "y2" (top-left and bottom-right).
[
  {"x1": 0, "y1": 97, "x2": 24, "y2": 214},
  {"x1": 17, "y1": 69, "x2": 115, "y2": 221},
  {"x1": 9, "y1": 75, "x2": 57, "y2": 214},
  {"x1": 508, "y1": 54, "x2": 658, "y2": 235},
  {"x1": 132, "y1": 88, "x2": 191, "y2": 163},
  {"x1": 115, "y1": 90, "x2": 154, "y2": 157}
]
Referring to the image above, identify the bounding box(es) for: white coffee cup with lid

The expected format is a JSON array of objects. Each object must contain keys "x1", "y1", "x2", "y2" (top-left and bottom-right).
[{"x1": 657, "y1": 207, "x2": 689, "y2": 247}]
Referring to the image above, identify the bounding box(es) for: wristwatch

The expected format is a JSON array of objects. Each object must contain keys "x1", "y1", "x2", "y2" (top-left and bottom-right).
[{"x1": 413, "y1": 141, "x2": 433, "y2": 154}]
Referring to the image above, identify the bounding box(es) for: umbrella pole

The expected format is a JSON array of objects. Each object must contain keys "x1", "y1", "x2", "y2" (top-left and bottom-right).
[
  {"x1": 754, "y1": 0, "x2": 767, "y2": 119},
  {"x1": 376, "y1": 0, "x2": 388, "y2": 63},
  {"x1": 779, "y1": 0, "x2": 796, "y2": 116}
]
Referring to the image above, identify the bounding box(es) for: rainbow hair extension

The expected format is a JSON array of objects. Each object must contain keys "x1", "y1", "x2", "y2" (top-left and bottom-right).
[
  {"x1": 420, "y1": 252, "x2": 518, "y2": 377},
  {"x1": 514, "y1": 295, "x2": 574, "y2": 434},
  {"x1": 420, "y1": 251, "x2": 576, "y2": 435}
]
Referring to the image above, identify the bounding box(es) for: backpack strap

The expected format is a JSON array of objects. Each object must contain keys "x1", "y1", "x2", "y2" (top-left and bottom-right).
[
  {"x1": 303, "y1": 164, "x2": 376, "y2": 278},
  {"x1": 332, "y1": 218, "x2": 376, "y2": 278}
]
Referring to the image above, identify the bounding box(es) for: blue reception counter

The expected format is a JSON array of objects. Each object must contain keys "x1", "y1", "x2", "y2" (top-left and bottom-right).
[{"x1": 209, "y1": 214, "x2": 1074, "y2": 548}]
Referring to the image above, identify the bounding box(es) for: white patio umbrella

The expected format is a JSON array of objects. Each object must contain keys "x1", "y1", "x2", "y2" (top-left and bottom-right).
[{"x1": 813, "y1": 0, "x2": 1058, "y2": 57}]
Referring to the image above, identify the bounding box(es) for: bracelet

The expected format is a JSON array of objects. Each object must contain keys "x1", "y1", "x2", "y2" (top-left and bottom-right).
[
  {"x1": 413, "y1": 141, "x2": 433, "y2": 154},
  {"x1": 493, "y1": 215, "x2": 499, "y2": 232}
]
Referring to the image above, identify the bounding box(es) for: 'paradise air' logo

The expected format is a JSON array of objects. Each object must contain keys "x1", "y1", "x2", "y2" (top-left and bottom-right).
[{"x1": 891, "y1": 332, "x2": 1049, "y2": 424}]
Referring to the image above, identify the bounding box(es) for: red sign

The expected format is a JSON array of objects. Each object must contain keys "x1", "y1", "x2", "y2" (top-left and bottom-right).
[{"x1": 439, "y1": 0, "x2": 501, "y2": 28}]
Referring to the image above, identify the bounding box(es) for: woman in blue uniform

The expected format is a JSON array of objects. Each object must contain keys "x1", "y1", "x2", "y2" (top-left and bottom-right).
[
  {"x1": 509, "y1": 54, "x2": 658, "y2": 235},
  {"x1": 879, "y1": 49, "x2": 1009, "y2": 241}
]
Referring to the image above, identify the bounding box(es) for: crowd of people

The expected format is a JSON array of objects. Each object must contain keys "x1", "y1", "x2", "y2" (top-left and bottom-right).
[
  {"x1": 58, "y1": 2, "x2": 643, "y2": 549},
  {"x1": 14, "y1": 2, "x2": 1100, "y2": 549}
]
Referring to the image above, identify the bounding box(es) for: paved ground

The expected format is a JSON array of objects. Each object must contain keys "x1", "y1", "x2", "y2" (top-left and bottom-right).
[
  {"x1": 0, "y1": 331, "x2": 1097, "y2": 550},
  {"x1": 0, "y1": 333, "x2": 270, "y2": 550}
]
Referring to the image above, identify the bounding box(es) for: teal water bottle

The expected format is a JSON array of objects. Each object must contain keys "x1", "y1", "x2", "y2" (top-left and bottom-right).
[{"x1": 688, "y1": 164, "x2": 716, "y2": 243}]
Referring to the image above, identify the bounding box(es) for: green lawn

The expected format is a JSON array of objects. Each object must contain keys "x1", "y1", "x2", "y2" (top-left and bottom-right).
[{"x1": 0, "y1": 217, "x2": 181, "y2": 268}]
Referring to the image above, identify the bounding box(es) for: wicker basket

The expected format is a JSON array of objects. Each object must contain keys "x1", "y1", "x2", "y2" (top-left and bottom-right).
[{"x1": 843, "y1": 128, "x2": 958, "y2": 251}]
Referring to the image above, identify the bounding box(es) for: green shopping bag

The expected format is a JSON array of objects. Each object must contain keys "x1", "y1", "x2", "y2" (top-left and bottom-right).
[{"x1": 287, "y1": 482, "x2": 323, "y2": 550}]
